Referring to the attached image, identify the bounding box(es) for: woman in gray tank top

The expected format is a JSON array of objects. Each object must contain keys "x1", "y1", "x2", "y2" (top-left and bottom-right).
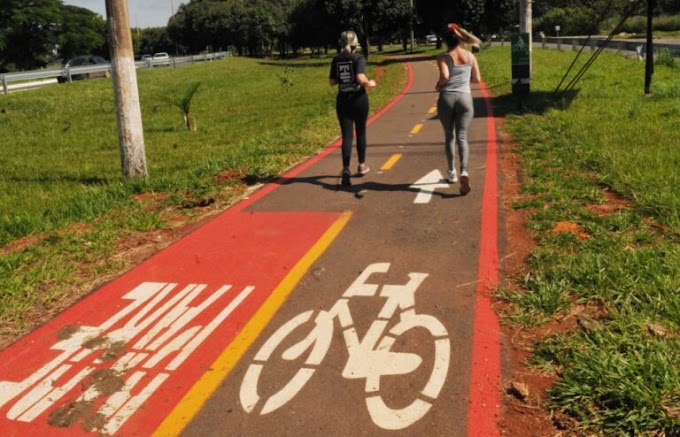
[{"x1": 435, "y1": 24, "x2": 482, "y2": 195}]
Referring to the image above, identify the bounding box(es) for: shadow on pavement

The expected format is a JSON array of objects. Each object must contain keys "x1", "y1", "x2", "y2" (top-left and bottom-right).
[{"x1": 274, "y1": 174, "x2": 464, "y2": 199}]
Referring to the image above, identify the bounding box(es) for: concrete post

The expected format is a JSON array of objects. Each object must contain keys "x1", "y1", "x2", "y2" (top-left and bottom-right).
[{"x1": 105, "y1": 0, "x2": 148, "y2": 179}]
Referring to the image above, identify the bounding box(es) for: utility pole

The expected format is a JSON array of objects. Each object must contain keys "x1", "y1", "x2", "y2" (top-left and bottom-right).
[
  {"x1": 512, "y1": 0, "x2": 532, "y2": 95},
  {"x1": 409, "y1": 0, "x2": 415, "y2": 53},
  {"x1": 644, "y1": 0, "x2": 654, "y2": 95},
  {"x1": 105, "y1": 0, "x2": 148, "y2": 179},
  {"x1": 519, "y1": 0, "x2": 532, "y2": 52}
]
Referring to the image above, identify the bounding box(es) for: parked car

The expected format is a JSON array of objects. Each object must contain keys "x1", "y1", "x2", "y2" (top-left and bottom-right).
[
  {"x1": 57, "y1": 55, "x2": 110, "y2": 83},
  {"x1": 141, "y1": 54, "x2": 153, "y2": 62},
  {"x1": 152, "y1": 52, "x2": 171, "y2": 66},
  {"x1": 426, "y1": 34, "x2": 438, "y2": 45}
]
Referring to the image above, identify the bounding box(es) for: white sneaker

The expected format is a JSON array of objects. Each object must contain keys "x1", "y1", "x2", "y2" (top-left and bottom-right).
[
  {"x1": 460, "y1": 170, "x2": 470, "y2": 195},
  {"x1": 447, "y1": 169, "x2": 458, "y2": 184}
]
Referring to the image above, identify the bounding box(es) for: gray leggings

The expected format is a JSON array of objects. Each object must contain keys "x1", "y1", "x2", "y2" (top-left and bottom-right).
[{"x1": 437, "y1": 92, "x2": 474, "y2": 173}]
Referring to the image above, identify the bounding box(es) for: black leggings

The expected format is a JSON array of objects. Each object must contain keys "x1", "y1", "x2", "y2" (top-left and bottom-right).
[{"x1": 336, "y1": 92, "x2": 369, "y2": 168}]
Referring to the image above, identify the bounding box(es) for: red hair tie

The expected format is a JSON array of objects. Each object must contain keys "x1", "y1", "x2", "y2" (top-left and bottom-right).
[{"x1": 449, "y1": 23, "x2": 459, "y2": 31}]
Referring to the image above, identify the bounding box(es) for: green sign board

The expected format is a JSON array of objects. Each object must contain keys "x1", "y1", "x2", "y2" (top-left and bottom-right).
[{"x1": 511, "y1": 33, "x2": 531, "y2": 95}]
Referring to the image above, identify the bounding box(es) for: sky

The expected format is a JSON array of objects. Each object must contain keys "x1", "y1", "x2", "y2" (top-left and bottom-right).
[{"x1": 62, "y1": 0, "x2": 188, "y2": 29}]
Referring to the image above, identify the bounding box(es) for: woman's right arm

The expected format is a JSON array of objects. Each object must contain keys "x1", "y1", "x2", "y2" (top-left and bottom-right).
[{"x1": 435, "y1": 54, "x2": 449, "y2": 91}]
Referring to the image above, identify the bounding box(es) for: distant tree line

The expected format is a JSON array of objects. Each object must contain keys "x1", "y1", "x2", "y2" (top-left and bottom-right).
[{"x1": 2, "y1": 0, "x2": 679, "y2": 72}]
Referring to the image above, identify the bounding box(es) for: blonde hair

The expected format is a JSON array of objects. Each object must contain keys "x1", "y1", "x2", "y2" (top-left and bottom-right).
[
  {"x1": 339, "y1": 30, "x2": 359, "y2": 55},
  {"x1": 446, "y1": 23, "x2": 481, "y2": 49}
]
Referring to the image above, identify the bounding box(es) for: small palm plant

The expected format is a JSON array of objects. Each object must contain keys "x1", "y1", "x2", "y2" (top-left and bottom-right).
[
  {"x1": 159, "y1": 82, "x2": 202, "y2": 131},
  {"x1": 177, "y1": 82, "x2": 201, "y2": 131}
]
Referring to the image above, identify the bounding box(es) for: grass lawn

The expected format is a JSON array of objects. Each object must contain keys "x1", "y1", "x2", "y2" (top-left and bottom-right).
[{"x1": 477, "y1": 46, "x2": 680, "y2": 433}]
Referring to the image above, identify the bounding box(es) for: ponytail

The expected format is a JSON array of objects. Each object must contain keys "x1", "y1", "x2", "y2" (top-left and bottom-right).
[
  {"x1": 339, "y1": 30, "x2": 359, "y2": 56},
  {"x1": 445, "y1": 23, "x2": 481, "y2": 49}
]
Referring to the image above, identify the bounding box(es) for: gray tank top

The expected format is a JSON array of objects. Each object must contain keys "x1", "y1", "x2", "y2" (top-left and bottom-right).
[{"x1": 440, "y1": 52, "x2": 472, "y2": 94}]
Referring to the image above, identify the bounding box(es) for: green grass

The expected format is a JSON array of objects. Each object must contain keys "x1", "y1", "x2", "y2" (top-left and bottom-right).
[
  {"x1": 0, "y1": 53, "x2": 406, "y2": 341},
  {"x1": 479, "y1": 46, "x2": 680, "y2": 434},
  {"x1": 0, "y1": 56, "x2": 403, "y2": 244}
]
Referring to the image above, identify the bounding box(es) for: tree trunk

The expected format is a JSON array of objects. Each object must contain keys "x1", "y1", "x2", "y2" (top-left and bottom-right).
[{"x1": 359, "y1": 33, "x2": 370, "y2": 61}]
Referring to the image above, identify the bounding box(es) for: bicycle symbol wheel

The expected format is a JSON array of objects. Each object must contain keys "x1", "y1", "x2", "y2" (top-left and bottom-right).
[
  {"x1": 240, "y1": 309, "x2": 332, "y2": 415},
  {"x1": 363, "y1": 311, "x2": 450, "y2": 430}
]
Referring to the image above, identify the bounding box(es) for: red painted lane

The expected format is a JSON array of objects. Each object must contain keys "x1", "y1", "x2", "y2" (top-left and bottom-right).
[
  {"x1": 0, "y1": 210, "x2": 341, "y2": 436},
  {"x1": 466, "y1": 82, "x2": 502, "y2": 437}
]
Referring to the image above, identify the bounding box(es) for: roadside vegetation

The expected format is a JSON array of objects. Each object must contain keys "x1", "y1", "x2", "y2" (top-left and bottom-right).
[
  {"x1": 479, "y1": 46, "x2": 680, "y2": 434},
  {"x1": 603, "y1": 13, "x2": 680, "y2": 38},
  {"x1": 0, "y1": 53, "x2": 406, "y2": 345}
]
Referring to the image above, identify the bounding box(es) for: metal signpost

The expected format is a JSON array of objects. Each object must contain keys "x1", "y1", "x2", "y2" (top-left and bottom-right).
[{"x1": 511, "y1": 33, "x2": 531, "y2": 96}]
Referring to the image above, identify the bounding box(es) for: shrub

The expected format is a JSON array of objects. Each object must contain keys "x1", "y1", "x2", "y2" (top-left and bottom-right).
[
  {"x1": 655, "y1": 48, "x2": 676, "y2": 68},
  {"x1": 535, "y1": 7, "x2": 599, "y2": 36}
]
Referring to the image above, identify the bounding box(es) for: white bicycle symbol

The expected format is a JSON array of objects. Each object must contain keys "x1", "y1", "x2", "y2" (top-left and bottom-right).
[{"x1": 240, "y1": 263, "x2": 451, "y2": 430}]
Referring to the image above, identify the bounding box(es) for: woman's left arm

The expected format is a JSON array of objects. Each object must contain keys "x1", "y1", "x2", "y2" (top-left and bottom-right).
[
  {"x1": 356, "y1": 73, "x2": 376, "y2": 89},
  {"x1": 470, "y1": 54, "x2": 482, "y2": 83}
]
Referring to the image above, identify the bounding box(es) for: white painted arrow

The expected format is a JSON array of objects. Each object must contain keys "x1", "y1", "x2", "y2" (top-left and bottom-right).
[{"x1": 410, "y1": 169, "x2": 449, "y2": 204}]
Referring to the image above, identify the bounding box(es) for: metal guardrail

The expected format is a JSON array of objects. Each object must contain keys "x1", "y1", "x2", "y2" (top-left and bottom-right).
[
  {"x1": 1, "y1": 51, "x2": 231, "y2": 94},
  {"x1": 494, "y1": 37, "x2": 680, "y2": 58},
  {"x1": 537, "y1": 37, "x2": 680, "y2": 58}
]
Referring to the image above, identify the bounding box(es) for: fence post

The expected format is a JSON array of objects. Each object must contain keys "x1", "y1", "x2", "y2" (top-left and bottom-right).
[{"x1": 1, "y1": 75, "x2": 7, "y2": 94}]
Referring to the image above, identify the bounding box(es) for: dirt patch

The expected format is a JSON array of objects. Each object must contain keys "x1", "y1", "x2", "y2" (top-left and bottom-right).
[
  {"x1": 48, "y1": 400, "x2": 94, "y2": 429},
  {"x1": 88, "y1": 368, "x2": 125, "y2": 396},
  {"x1": 587, "y1": 189, "x2": 632, "y2": 216},
  {"x1": 496, "y1": 118, "x2": 564, "y2": 436},
  {"x1": 0, "y1": 223, "x2": 89, "y2": 256},
  {"x1": 132, "y1": 192, "x2": 170, "y2": 211},
  {"x1": 57, "y1": 324, "x2": 81, "y2": 341},
  {"x1": 82, "y1": 336, "x2": 107, "y2": 350},
  {"x1": 375, "y1": 65, "x2": 387, "y2": 82},
  {"x1": 100, "y1": 340, "x2": 127, "y2": 362},
  {"x1": 551, "y1": 221, "x2": 591, "y2": 239},
  {"x1": 46, "y1": 369, "x2": 125, "y2": 432}
]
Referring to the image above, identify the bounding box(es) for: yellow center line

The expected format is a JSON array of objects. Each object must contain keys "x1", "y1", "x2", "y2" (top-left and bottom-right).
[
  {"x1": 381, "y1": 153, "x2": 402, "y2": 171},
  {"x1": 428, "y1": 106, "x2": 437, "y2": 114},
  {"x1": 410, "y1": 124, "x2": 423, "y2": 134},
  {"x1": 152, "y1": 211, "x2": 353, "y2": 436}
]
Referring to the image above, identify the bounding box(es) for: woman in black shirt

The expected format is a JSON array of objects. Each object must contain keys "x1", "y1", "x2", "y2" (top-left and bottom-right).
[{"x1": 329, "y1": 30, "x2": 376, "y2": 186}]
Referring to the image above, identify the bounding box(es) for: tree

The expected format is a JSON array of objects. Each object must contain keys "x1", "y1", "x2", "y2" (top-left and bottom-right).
[
  {"x1": 415, "y1": 0, "x2": 486, "y2": 39},
  {"x1": 0, "y1": 0, "x2": 63, "y2": 71},
  {"x1": 138, "y1": 27, "x2": 174, "y2": 56},
  {"x1": 480, "y1": 0, "x2": 517, "y2": 36},
  {"x1": 322, "y1": 0, "x2": 414, "y2": 59},
  {"x1": 370, "y1": 0, "x2": 412, "y2": 51},
  {"x1": 59, "y1": 5, "x2": 108, "y2": 62},
  {"x1": 289, "y1": 0, "x2": 337, "y2": 54}
]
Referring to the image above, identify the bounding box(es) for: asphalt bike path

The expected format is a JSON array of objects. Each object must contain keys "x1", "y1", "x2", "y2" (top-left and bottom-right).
[{"x1": 0, "y1": 58, "x2": 502, "y2": 436}]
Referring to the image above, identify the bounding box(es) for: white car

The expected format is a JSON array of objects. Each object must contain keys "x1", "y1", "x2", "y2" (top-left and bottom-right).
[
  {"x1": 426, "y1": 34, "x2": 437, "y2": 44},
  {"x1": 152, "y1": 52, "x2": 171, "y2": 66}
]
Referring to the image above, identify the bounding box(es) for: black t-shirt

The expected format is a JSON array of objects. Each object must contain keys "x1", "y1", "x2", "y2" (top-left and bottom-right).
[{"x1": 329, "y1": 52, "x2": 366, "y2": 94}]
